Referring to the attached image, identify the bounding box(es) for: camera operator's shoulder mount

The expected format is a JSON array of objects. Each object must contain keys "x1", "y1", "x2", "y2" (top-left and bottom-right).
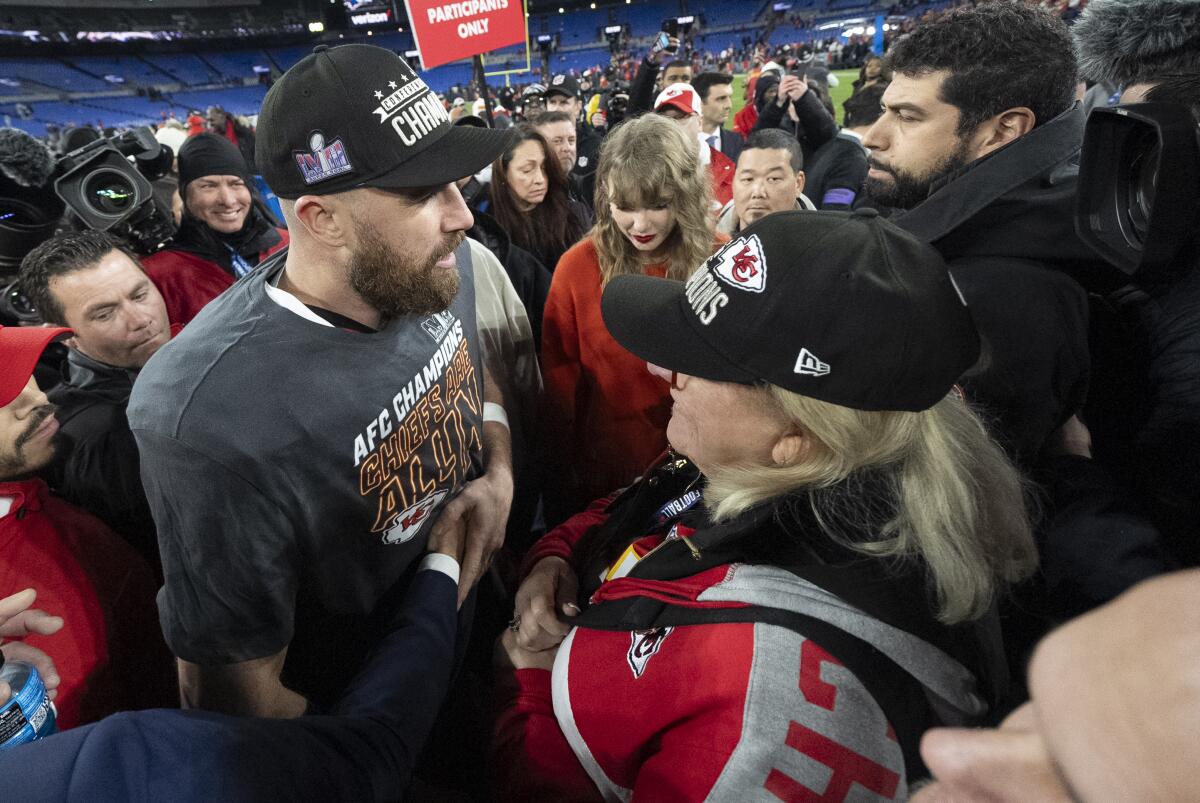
[
  {"x1": 52, "y1": 126, "x2": 177, "y2": 256},
  {"x1": 1076, "y1": 102, "x2": 1200, "y2": 289}
]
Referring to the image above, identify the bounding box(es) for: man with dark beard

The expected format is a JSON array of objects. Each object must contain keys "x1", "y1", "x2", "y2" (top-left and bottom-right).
[
  {"x1": 128, "y1": 44, "x2": 516, "y2": 721},
  {"x1": 861, "y1": 3, "x2": 1096, "y2": 464}
]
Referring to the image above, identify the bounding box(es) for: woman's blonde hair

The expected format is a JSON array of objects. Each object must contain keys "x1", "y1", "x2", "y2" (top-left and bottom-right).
[
  {"x1": 705, "y1": 390, "x2": 1037, "y2": 624},
  {"x1": 592, "y1": 114, "x2": 713, "y2": 286}
]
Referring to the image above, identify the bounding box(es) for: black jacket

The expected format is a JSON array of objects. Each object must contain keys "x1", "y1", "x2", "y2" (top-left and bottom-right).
[
  {"x1": 710, "y1": 127, "x2": 745, "y2": 164},
  {"x1": 628, "y1": 57, "x2": 659, "y2": 116},
  {"x1": 572, "y1": 123, "x2": 601, "y2": 212},
  {"x1": 46, "y1": 349, "x2": 158, "y2": 567},
  {"x1": 466, "y1": 210, "x2": 552, "y2": 348},
  {"x1": 803, "y1": 130, "x2": 868, "y2": 210},
  {"x1": 891, "y1": 106, "x2": 1096, "y2": 464},
  {"x1": 752, "y1": 87, "x2": 838, "y2": 164}
]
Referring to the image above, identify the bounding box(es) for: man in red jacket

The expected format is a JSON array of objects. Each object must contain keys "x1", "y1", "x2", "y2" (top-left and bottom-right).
[
  {"x1": 0, "y1": 326, "x2": 174, "y2": 728},
  {"x1": 142, "y1": 133, "x2": 289, "y2": 325}
]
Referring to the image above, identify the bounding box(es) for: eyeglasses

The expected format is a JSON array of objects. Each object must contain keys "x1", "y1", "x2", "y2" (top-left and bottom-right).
[{"x1": 647, "y1": 362, "x2": 688, "y2": 390}]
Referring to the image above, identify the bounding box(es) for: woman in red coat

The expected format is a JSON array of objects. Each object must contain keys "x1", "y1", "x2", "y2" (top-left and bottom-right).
[{"x1": 540, "y1": 114, "x2": 726, "y2": 526}]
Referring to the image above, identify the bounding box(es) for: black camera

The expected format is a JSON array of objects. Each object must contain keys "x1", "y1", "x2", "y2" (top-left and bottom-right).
[
  {"x1": 1076, "y1": 102, "x2": 1200, "y2": 276},
  {"x1": 54, "y1": 126, "x2": 175, "y2": 256}
]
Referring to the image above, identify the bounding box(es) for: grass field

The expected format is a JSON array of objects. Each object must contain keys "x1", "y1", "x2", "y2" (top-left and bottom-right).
[{"x1": 730, "y1": 69, "x2": 860, "y2": 125}]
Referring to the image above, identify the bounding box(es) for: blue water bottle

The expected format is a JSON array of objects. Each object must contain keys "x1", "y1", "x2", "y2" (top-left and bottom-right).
[{"x1": 0, "y1": 651, "x2": 57, "y2": 749}]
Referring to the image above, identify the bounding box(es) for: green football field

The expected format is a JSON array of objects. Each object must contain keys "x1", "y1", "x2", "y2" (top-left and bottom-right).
[{"x1": 730, "y1": 69, "x2": 859, "y2": 125}]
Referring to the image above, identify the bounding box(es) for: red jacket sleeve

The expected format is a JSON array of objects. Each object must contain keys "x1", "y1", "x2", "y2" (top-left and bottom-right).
[
  {"x1": 491, "y1": 669, "x2": 602, "y2": 803},
  {"x1": 520, "y1": 491, "x2": 617, "y2": 577}
]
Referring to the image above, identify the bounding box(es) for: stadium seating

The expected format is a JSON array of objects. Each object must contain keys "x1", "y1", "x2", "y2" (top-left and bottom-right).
[
  {"x1": 65, "y1": 56, "x2": 169, "y2": 88},
  {"x1": 0, "y1": 58, "x2": 112, "y2": 93}
]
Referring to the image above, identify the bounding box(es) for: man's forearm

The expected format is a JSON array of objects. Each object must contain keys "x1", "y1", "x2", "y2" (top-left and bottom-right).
[{"x1": 178, "y1": 653, "x2": 308, "y2": 718}]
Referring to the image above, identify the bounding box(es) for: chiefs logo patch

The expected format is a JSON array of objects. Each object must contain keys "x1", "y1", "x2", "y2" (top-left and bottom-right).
[
  {"x1": 627, "y1": 627, "x2": 674, "y2": 679},
  {"x1": 709, "y1": 234, "x2": 767, "y2": 293},
  {"x1": 381, "y1": 489, "x2": 449, "y2": 545}
]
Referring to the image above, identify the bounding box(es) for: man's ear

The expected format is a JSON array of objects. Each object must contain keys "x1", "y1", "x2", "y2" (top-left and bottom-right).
[
  {"x1": 292, "y1": 195, "x2": 350, "y2": 249},
  {"x1": 969, "y1": 107, "x2": 1036, "y2": 160},
  {"x1": 795, "y1": 169, "x2": 807, "y2": 198}
]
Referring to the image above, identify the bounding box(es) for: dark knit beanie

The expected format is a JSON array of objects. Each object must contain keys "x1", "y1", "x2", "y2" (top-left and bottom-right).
[{"x1": 178, "y1": 132, "x2": 249, "y2": 193}]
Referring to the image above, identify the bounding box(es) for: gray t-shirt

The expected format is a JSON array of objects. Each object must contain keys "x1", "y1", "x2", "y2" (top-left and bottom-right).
[{"x1": 129, "y1": 241, "x2": 484, "y2": 703}]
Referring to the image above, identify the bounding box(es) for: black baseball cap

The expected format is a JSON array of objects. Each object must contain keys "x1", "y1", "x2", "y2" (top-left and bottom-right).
[
  {"x1": 256, "y1": 44, "x2": 514, "y2": 198},
  {"x1": 545, "y1": 74, "x2": 580, "y2": 99},
  {"x1": 601, "y1": 209, "x2": 980, "y2": 412}
]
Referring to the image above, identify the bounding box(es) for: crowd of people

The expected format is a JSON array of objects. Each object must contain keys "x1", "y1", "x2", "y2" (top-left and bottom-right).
[{"x1": 0, "y1": 0, "x2": 1198, "y2": 799}]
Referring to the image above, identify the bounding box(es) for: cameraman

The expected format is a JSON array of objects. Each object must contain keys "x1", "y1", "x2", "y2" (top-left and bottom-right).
[{"x1": 141, "y1": 133, "x2": 287, "y2": 326}]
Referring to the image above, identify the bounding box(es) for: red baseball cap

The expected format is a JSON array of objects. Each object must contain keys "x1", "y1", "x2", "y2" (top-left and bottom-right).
[
  {"x1": 654, "y1": 83, "x2": 702, "y2": 116},
  {"x1": 0, "y1": 326, "x2": 71, "y2": 408}
]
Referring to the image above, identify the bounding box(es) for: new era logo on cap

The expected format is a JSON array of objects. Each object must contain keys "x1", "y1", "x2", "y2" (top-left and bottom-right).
[
  {"x1": 794, "y1": 348, "x2": 830, "y2": 377},
  {"x1": 709, "y1": 234, "x2": 767, "y2": 293}
]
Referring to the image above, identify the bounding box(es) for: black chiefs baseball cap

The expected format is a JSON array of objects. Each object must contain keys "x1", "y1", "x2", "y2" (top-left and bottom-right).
[
  {"x1": 256, "y1": 44, "x2": 514, "y2": 198},
  {"x1": 601, "y1": 209, "x2": 980, "y2": 412}
]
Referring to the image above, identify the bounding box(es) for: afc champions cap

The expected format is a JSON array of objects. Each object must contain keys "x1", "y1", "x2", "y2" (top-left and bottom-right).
[
  {"x1": 601, "y1": 209, "x2": 981, "y2": 413},
  {"x1": 256, "y1": 44, "x2": 515, "y2": 198}
]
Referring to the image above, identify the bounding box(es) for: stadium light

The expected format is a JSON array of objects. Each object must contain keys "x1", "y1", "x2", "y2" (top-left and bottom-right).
[
  {"x1": 589, "y1": 2, "x2": 595, "y2": 7},
  {"x1": 558, "y1": 7, "x2": 564, "y2": 12},
  {"x1": 308, "y1": 21, "x2": 325, "y2": 32}
]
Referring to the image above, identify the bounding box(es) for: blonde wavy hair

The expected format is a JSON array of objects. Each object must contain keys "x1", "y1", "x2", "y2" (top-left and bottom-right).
[
  {"x1": 592, "y1": 114, "x2": 714, "y2": 286},
  {"x1": 705, "y1": 390, "x2": 1037, "y2": 624}
]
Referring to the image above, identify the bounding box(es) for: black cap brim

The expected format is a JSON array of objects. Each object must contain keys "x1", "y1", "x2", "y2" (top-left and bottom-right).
[
  {"x1": 363, "y1": 125, "x2": 514, "y2": 189},
  {"x1": 601, "y1": 274, "x2": 760, "y2": 385}
]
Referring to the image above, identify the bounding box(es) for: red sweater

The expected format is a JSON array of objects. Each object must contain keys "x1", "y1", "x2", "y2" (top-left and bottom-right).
[
  {"x1": 142, "y1": 228, "x2": 289, "y2": 326},
  {"x1": 540, "y1": 236, "x2": 726, "y2": 524},
  {"x1": 709, "y1": 147, "x2": 735, "y2": 208},
  {"x1": 0, "y1": 479, "x2": 175, "y2": 728}
]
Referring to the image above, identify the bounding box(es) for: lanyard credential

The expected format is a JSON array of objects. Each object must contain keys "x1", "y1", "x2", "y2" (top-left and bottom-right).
[{"x1": 226, "y1": 246, "x2": 254, "y2": 277}]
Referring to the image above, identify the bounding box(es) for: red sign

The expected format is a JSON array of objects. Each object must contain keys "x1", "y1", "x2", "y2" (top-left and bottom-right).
[{"x1": 404, "y1": 0, "x2": 526, "y2": 70}]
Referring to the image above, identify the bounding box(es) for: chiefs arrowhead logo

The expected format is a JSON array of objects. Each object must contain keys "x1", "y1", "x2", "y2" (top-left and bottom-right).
[
  {"x1": 381, "y1": 489, "x2": 449, "y2": 545},
  {"x1": 627, "y1": 627, "x2": 674, "y2": 679},
  {"x1": 709, "y1": 234, "x2": 767, "y2": 293}
]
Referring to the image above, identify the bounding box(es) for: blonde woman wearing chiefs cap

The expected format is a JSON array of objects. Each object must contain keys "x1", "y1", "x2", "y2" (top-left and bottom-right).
[{"x1": 494, "y1": 210, "x2": 1036, "y2": 801}]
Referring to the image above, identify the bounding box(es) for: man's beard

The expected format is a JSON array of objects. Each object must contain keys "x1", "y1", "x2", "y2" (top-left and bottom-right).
[
  {"x1": 348, "y1": 221, "x2": 463, "y2": 320},
  {"x1": 0, "y1": 404, "x2": 58, "y2": 480},
  {"x1": 864, "y1": 139, "x2": 974, "y2": 210}
]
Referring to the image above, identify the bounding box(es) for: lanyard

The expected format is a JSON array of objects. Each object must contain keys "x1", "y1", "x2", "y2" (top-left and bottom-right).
[
  {"x1": 226, "y1": 246, "x2": 254, "y2": 278},
  {"x1": 653, "y1": 488, "x2": 702, "y2": 526}
]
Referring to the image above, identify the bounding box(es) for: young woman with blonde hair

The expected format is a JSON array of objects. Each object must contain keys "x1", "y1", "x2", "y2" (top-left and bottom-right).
[
  {"x1": 495, "y1": 211, "x2": 1036, "y2": 800},
  {"x1": 541, "y1": 113, "x2": 726, "y2": 524}
]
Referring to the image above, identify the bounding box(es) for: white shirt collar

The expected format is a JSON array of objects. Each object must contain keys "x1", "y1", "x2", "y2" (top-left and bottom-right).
[
  {"x1": 840, "y1": 127, "x2": 864, "y2": 143},
  {"x1": 264, "y1": 263, "x2": 334, "y2": 327}
]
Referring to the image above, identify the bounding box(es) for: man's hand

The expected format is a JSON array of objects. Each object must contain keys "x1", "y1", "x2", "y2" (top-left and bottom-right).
[
  {"x1": 778, "y1": 73, "x2": 808, "y2": 104},
  {"x1": 649, "y1": 35, "x2": 681, "y2": 64},
  {"x1": 430, "y1": 427, "x2": 514, "y2": 607},
  {"x1": 1050, "y1": 414, "x2": 1093, "y2": 459},
  {"x1": 495, "y1": 628, "x2": 559, "y2": 672},
  {"x1": 512, "y1": 556, "x2": 579, "y2": 652},
  {"x1": 0, "y1": 588, "x2": 63, "y2": 706}
]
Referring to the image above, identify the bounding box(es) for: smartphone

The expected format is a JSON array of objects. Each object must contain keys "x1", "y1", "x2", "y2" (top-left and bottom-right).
[{"x1": 656, "y1": 31, "x2": 671, "y2": 51}]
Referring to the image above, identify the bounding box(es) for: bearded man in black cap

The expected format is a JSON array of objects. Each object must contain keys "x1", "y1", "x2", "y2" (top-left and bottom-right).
[
  {"x1": 129, "y1": 44, "x2": 515, "y2": 719},
  {"x1": 141, "y1": 132, "x2": 288, "y2": 326}
]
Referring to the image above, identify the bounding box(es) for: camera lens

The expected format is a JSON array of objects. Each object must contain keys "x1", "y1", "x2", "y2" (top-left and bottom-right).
[
  {"x1": 82, "y1": 168, "x2": 139, "y2": 217},
  {"x1": 1123, "y1": 130, "x2": 1159, "y2": 246}
]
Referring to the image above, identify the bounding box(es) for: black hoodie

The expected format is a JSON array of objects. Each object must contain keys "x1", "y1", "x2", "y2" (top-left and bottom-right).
[{"x1": 891, "y1": 105, "x2": 1098, "y2": 464}]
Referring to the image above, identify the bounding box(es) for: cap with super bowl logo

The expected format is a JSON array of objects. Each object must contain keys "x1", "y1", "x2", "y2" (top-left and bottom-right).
[
  {"x1": 255, "y1": 43, "x2": 514, "y2": 198},
  {"x1": 600, "y1": 209, "x2": 981, "y2": 413}
]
